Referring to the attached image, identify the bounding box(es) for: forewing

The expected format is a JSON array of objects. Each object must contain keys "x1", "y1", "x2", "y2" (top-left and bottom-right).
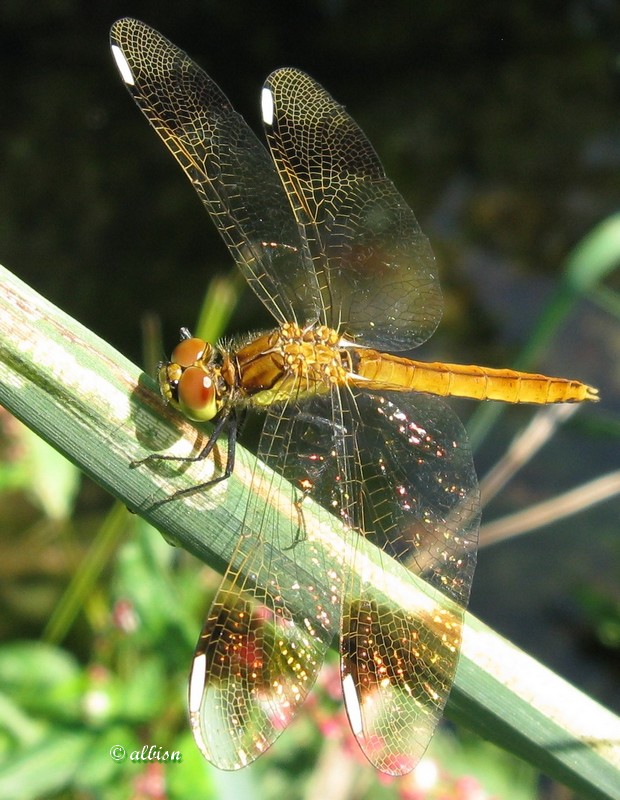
[
  {"x1": 262, "y1": 68, "x2": 443, "y2": 351},
  {"x1": 110, "y1": 19, "x2": 320, "y2": 325},
  {"x1": 188, "y1": 402, "x2": 342, "y2": 769}
]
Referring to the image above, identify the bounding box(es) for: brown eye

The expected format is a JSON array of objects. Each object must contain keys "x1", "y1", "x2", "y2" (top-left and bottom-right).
[
  {"x1": 177, "y1": 366, "x2": 218, "y2": 421},
  {"x1": 171, "y1": 337, "x2": 209, "y2": 368}
]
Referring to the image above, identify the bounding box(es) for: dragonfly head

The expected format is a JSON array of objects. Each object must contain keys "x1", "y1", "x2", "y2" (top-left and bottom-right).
[{"x1": 159, "y1": 334, "x2": 220, "y2": 422}]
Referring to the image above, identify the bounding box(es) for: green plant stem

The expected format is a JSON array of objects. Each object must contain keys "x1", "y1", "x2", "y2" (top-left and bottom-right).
[
  {"x1": 0, "y1": 264, "x2": 618, "y2": 798},
  {"x1": 467, "y1": 211, "x2": 620, "y2": 450}
]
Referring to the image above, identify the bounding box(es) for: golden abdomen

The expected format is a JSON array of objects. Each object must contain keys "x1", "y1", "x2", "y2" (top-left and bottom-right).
[{"x1": 349, "y1": 349, "x2": 598, "y2": 404}]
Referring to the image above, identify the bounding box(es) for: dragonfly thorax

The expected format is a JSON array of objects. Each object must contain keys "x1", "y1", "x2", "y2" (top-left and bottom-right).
[{"x1": 232, "y1": 322, "x2": 349, "y2": 408}]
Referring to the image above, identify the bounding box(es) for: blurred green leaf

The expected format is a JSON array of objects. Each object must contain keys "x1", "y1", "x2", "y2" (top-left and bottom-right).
[
  {"x1": 564, "y1": 212, "x2": 620, "y2": 293},
  {"x1": 113, "y1": 518, "x2": 198, "y2": 656},
  {"x1": 0, "y1": 729, "x2": 94, "y2": 800},
  {"x1": 117, "y1": 656, "x2": 168, "y2": 723},
  {"x1": 0, "y1": 641, "x2": 80, "y2": 698},
  {"x1": 167, "y1": 731, "x2": 218, "y2": 799},
  {"x1": 22, "y1": 426, "x2": 80, "y2": 520},
  {"x1": 0, "y1": 692, "x2": 44, "y2": 746},
  {"x1": 0, "y1": 642, "x2": 87, "y2": 724},
  {"x1": 76, "y1": 725, "x2": 141, "y2": 793},
  {"x1": 44, "y1": 502, "x2": 132, "y2": 645},
  {"x1": 195, "y1": 270, "x2": 245, "y2": 345}
]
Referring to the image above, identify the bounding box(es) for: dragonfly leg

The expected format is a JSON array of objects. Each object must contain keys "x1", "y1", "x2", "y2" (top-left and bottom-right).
[
  {"x1": 133, "y1": 410, "x2": 238, "y2": 508},
  {"x1": 130, "y1": 409, "x2": 232, "y2": 469},
  {"x1": 284, "y1": 492, "x2": 309, "y2": 550}
]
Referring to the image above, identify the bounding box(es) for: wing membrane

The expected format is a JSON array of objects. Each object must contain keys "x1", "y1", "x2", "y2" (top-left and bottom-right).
[
  {"x1": 188, "y1": 403, "x2": 342, "y2": 768},
  {"x1": 262, "y1": 68, "x2": 443, "y2": 351},
  {"x1": 110, "y1": 19, "x2": 321, "y2": 325},
  {"x1": 339, "y1": 390, "x2": 478, "y2": 773},
  {"x1": 277, "y1": 390, "x2": 479, "y2": 773}
]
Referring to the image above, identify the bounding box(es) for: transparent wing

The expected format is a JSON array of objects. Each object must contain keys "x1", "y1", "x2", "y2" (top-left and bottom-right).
[
  {"x1": 188, "y1": 401, "x2": 342, "y2": 769},
  {"x1": 262, "y1": 68, "x2": 443, "y2": 351},
  {"x1": 110, "y1": 19, "x2": 321, "y2": 326},
  {"x1": 277, "y1": 389, "x2": 479, "y2": 774},
  {"x1": 338, "y1": 390, "x2": 478, "y2": 774}
]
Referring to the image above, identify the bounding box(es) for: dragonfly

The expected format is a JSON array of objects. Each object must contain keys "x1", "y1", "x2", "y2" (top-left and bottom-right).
[{"x1": 110, "y1": 18, "x2": 598, "y2": 776}]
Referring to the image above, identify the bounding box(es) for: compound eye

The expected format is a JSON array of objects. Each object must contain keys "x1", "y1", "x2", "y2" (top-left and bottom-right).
[
  {"x1": 177, "y1": 366, "x2": 218, "y2": 421},
  {"x1": 171, "y1": 337, "x2": 210, "y2": 368}
]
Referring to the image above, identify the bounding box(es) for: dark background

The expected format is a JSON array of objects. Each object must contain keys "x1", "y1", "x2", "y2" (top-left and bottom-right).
[{"x1": 1, "y1": 0, "x2": 619, "y2": 713}]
